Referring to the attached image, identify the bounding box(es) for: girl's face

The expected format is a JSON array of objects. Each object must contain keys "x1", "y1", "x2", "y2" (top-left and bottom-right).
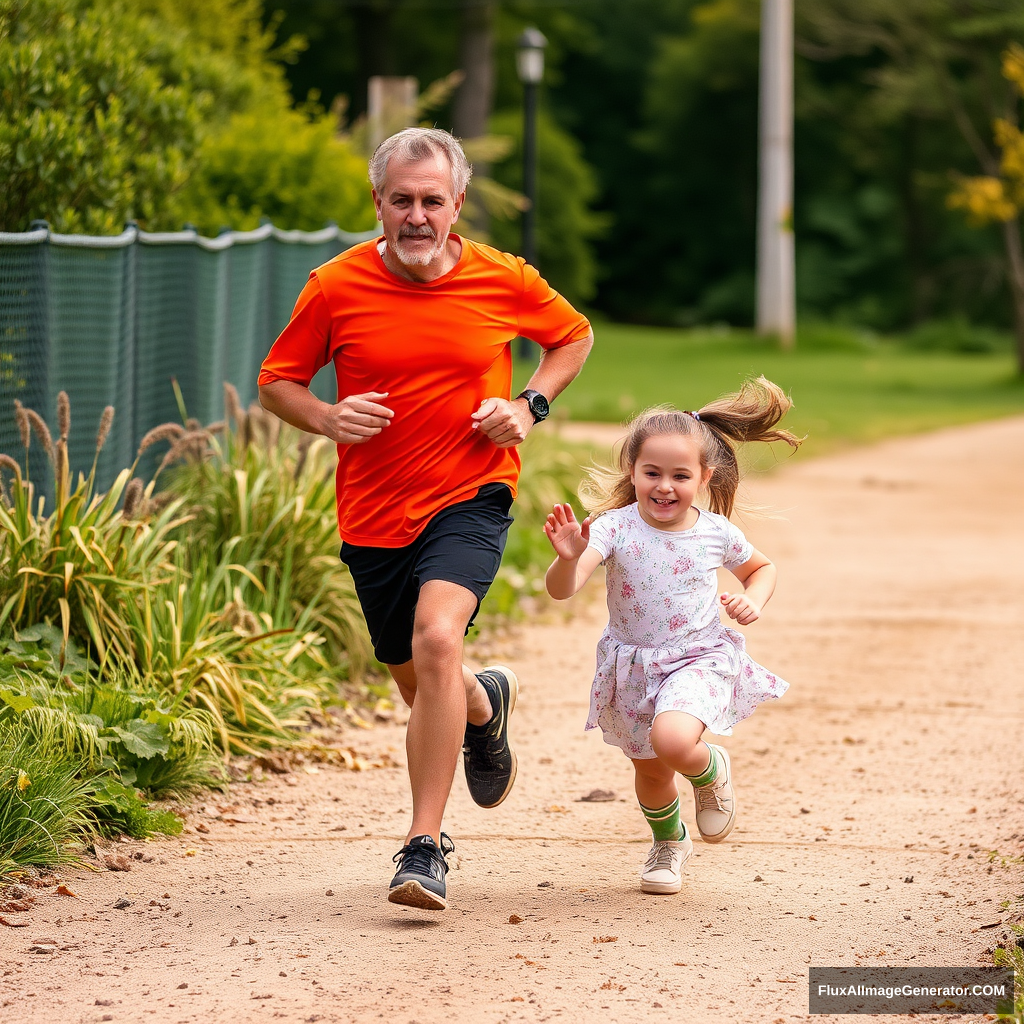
[{"x1": 630, "y1": 433, "x2": 713, "y2": 531}]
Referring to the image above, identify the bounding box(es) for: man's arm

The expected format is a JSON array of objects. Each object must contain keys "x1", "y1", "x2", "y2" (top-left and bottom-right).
[
  {"x1": 259, "y1": 379, "x2": 394, "y2": 445},
  {"x1": 471, "y1": 330, "x2": 594, "y2": 448}
]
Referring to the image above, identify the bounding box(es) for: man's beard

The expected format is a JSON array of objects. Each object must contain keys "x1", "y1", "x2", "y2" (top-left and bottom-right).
[{"x1": 392, "y1": 227, "x2": 446, "y2": 267}]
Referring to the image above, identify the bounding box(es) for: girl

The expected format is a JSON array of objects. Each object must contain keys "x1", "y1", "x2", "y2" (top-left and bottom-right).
[{"x1": 544, "y1": 376, "x2": 801, "y2": 895}]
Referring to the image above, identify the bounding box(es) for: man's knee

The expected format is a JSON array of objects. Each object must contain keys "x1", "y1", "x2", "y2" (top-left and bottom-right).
[{"x1": 411, "y1": 615, "x2": 465, "y2": 665}]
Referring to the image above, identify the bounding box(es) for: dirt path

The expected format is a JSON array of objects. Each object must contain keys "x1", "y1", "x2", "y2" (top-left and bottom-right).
[{"x1": 2, "y1": 417, "x2": 1023, "y2": 1024}]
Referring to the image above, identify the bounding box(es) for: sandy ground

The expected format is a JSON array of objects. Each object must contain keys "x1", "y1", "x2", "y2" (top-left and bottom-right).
[{"x1": 1, "y1": 416, "x2": 1023, "y2": 1024}]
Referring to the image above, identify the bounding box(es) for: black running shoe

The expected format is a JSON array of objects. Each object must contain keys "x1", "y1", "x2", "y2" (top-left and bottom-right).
[
  {"x1": 463, "y1": 665, "x2": 518, "y2": 808},
  {"x1": 388, "y1": 833, "x2": 454, "y2": 910}
]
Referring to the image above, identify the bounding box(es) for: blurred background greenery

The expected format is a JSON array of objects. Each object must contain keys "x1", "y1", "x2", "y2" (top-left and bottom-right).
[{"x1": 6, "y1": 0, "x2": 1024, "y2": 349}]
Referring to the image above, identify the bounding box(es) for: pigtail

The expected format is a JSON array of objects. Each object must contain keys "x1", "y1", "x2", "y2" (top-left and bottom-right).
[
  {"x1": 579, "y1": 378, "x2": 802, "y2": 520},
  {"x1": 697, "y1": 376, "x2": 802, "y2": 518}
]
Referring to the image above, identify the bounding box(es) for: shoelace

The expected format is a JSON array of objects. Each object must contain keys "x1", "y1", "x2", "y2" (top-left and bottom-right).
[
  {"x1": 645, "y1": 843, "x2": 682, "y2": 870},
  {"x1": 392, "y1": 833, "x2": 456, "y2": 877},
  {"x1": 695, "y1": 780, "x2": 728, "y2": 813}
]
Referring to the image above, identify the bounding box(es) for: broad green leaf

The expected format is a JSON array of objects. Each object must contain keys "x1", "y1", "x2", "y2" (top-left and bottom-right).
[
  {"x1": 113, "y1": 719, "x2": 170, "y2": 759},
  {"x1": 0, "y1": 690, "x2": 36, "y2": 713}
]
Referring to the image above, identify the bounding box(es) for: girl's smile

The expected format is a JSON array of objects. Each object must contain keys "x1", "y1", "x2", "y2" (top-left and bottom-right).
[{"x1": 630, "y1": 434, "x2": 713, "y2": 531}]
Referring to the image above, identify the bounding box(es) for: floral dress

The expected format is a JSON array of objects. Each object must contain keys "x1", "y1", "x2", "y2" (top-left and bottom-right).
[{"x1": 585, "y1": 503, "x2": 788, "y2": 759}]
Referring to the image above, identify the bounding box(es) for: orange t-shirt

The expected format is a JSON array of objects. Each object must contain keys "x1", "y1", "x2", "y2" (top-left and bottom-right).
[{"x1": 257, "y1": 236, "x2": 591, "y2": 546}]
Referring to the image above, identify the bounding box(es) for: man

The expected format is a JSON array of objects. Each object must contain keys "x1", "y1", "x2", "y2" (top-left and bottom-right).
[{"x1": 258, "y1": 127, "x2": 592, "y2": 911}]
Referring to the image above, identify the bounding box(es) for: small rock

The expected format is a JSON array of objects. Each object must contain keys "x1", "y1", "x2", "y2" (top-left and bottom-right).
[
  {"x1": 95, "y1": 999, "x2": 113, "y2": 1006},
  {"x1": 229, "y1": 937, "x2": 239, "y2": 947},
  {"x1": 800, "y1": 808, "x2": 811, "y2": 815},
  {"x1": 753, "y1": 875, "x2": 764, "y2": 882},
  {"x1": 508, "y1": 914, "x2": 524, "y2": 925},
  {"x1": 578, "y1": 789, "x2": 616, "y2": 803},
  {"x1": 279, "y1": 971, "x2": 287, "y2": 978},
  {"x1": 325, "y1": 889, "x2": 334, "y2": 896},
  {"x1": 177, "y1": 983, "x2": 188, "y2": 989},
  {"x1": 105, "y1": 855, "x2": 131, "y2": 872},
  {"x1": 904, "y1": 876, "x2": 914, "y2": 883},
  {"x1": 29, "y1": 944, "x2": 56, "y2": 954},
  {"x1": 102, "y1": 1016, "x2": 113, "y2": 1022},
  {"x1": 537, "y1": 881, "x2": 552, "y2": 888},
  {"x1": 247, "y1": 936, "x2": 257, "y2": 945},
  {"x1": 112, "y1": 897, "x2": 133, "y2": 910}
]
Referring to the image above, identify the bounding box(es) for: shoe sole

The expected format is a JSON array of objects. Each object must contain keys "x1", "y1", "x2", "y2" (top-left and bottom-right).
[
  {"x1": 699, "y1": 745, "x2": 737, "y2": 844},
  {"x1": 388, "y1": 880, "x2": 447, "y2": 911},
  {"x1": 473, "y1": 664, "x2": 519, "y2": 809}
]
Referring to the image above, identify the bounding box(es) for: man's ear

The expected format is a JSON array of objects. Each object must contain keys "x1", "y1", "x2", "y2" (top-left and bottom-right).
[
  {"x1": 452, "y1": 190, "x2": 466, "y2": 223},
  {"x1": 371, "y1": 188, "x2": 383, "y2": 222}
]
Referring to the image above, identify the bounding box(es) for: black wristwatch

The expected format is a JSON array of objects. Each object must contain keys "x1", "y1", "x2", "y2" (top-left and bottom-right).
[{"x1": 516, "y1": 389, "x2": 550, "y2": 423}]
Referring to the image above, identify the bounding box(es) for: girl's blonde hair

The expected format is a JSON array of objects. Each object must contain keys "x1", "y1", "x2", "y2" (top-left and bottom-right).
[{"x1": 579, "y1": 376, "x2": 803, "y2": 519}]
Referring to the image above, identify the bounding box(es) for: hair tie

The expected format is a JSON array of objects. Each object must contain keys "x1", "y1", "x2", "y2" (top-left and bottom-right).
[{"x1": 687, "y1": 410, "x2": 701, "y2": 421}]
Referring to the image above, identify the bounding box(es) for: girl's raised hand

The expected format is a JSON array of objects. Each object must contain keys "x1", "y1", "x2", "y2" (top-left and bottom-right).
[
  {"x1": 544, "y1": 503, "x2": 591, "y2": 561},
  {"x1": 720, "y1": 591, "x2": 761, "y2": 625}
]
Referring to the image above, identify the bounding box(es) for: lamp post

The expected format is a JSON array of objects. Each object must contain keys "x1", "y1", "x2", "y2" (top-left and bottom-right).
[{"x1": 516, "y1": 26, "x2": 546, "y2": 360}]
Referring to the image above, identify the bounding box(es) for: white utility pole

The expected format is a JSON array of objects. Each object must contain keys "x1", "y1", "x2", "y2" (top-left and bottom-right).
[{"x1": 756, "y1": 0, "x2": 796, "y2": 348}]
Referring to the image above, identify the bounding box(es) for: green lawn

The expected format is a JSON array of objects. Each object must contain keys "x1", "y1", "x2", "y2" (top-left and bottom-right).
[{"x1": 515, "y1": 323, "x2": 1024, "y2": 460}]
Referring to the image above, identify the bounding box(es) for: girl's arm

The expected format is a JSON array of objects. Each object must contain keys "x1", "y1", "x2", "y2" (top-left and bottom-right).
[
  {"x1": 720, "y1": 547, "x2": 776, "y2": 626},
  {"x1": 544, "y1": 503, "x2": 605, "y2": 600}
]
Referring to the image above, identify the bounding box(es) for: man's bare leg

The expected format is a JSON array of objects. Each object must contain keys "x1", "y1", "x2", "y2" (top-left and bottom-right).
[
  {"x1": 395, "y1": 579, "x2": 478, "y2": 844},
  {"x1": 387, "y1": 662, "x2": 493, "y2": 728}
]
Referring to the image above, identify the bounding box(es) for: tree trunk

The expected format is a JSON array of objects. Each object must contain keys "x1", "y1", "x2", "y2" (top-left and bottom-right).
[
  {"x1": 1001, "y1": 217, "x2": 1024, "y2": 373},
  {"x1": 452, "y1": 0, "x2": 497, "y2": 234},
  {"x1": 352, "y1": 1, "x2": 401, "y2": 119},
  {"x1": 452, "y1": 0, "x2": 496, "y2": 141}
]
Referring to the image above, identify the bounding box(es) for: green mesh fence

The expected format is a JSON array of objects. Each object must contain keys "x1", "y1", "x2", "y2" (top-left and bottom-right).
[{"x1": 0, "y1": 222, "x2": 376, "y2": 491}]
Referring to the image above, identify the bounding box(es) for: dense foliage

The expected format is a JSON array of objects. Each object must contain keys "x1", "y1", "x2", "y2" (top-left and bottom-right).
[
  {"x1": 266, "y1": 0, "x2": 1024, "y2": 338},
  {"x1": 0, "y1": 0, "x2": 374, "y2": 235}
]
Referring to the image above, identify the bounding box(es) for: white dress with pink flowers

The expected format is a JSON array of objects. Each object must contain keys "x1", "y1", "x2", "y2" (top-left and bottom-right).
[{"x1": 585, "y1": 503, "x2": 788, "y2": 759}]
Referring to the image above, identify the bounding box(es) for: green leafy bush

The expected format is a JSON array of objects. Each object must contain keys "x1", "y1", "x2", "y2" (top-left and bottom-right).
[
  {"x1": 179, "y1": 108, "x2": 375, "y2": 236},
  {"x1": 479, "y1": 429, "x2": 590, "y2": 622},
  {"x1": 0, "y1": 0, "x2": 372, "y2": 234},
  {"x1": 488, "y1": 108, "x2": 608, "y2": 305}
]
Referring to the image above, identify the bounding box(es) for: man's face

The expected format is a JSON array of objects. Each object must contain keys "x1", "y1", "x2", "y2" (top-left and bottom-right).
[{"x1": 372, "y1": 154, "x2": 465, "y2": 269}]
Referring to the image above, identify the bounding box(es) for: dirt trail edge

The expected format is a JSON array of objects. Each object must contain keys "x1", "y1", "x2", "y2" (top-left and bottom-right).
[{"x1": 2, "y1": 417, "x2": 1022, "y2": 1024}]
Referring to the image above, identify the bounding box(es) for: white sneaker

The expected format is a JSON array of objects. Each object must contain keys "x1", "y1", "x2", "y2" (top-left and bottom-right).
[
  {"x1": 640, "y1": 836, "x2": 693, "y2": 894},
  {"x1": 692, "y1": 743, "x2": 737, "y2": 843}
]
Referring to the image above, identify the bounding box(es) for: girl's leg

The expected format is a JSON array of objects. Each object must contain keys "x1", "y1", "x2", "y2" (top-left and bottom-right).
[
  {"x1": 648, "y1": 711, "x2": 711, "y2": 776},
  {"x1": 650, "y1": 710, "x2": 736, "y2": 844},
  {"x1": 630, "y1": 756, "x2": 692, "y2": 895},
  {"x1": 631, "y1": 756, "x2": 679, "y2": 820}
]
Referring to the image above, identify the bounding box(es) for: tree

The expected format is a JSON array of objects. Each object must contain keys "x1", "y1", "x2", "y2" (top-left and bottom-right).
[
  {"x1": 0, "y1": 0, "x2": 373, "y2": 234},
  {"x1": 0, "y1": 0, "x2": 204, "y2": 233},
  {"x1": 488, "y1": 108, "x2": 607, "y2": 304},
  {"x1": 949, "y1": 43, "x2": 1024, "y2": 371}
]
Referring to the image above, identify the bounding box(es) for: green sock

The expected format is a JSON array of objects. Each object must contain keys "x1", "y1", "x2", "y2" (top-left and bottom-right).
[
  {"x1": 684, "y1": 745, "x2": 719, "y2": 788},
  {"x1": 640, "y1": 796, "x2": 686, "y2": 842}
]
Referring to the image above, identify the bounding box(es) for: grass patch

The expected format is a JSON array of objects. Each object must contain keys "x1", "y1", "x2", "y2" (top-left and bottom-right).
[{"x1": 516, "y1": 322, "x2": 1024, "y2": 459}]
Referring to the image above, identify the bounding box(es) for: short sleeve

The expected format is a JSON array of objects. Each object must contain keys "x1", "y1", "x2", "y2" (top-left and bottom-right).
[
  {"x1": 721, "y1": 519, "x2": 754, "y2": 571},
  {"x1": 585, "y1": 511, "x2": 617, "y2": 562},
  {"x1": 517, "y1": 262, "x2": 591, "y2": 350},
  {"x1": 257, "y1": 274, "x2": 332, "y2": 387}
]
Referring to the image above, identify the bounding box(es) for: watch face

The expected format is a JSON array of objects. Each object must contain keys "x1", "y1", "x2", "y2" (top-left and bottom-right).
[{"x1": 530, "y1": 393, "x2": 550, "y2": 420}]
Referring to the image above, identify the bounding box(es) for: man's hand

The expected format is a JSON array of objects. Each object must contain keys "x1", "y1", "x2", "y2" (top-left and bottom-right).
[
  {"x1": 322, "y1": 392, "x2": 394, "y2": 445},
  {"x1": 719, "y1": 591, "x2": 761, "y2": 626},
  {"x1": 544, "y1": 503, "x2": 591, "y2": 561},
  {"x1": 471, "y1": 397, "x2": 533, "y2": 448}
]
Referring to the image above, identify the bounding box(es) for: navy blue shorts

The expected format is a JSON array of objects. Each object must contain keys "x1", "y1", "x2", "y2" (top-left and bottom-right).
[{"x1": 340, "y1": 483, "x2": 514, "y2": 665}]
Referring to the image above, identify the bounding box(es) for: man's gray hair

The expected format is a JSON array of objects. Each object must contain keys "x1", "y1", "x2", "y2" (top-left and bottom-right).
[{"x1": 368, "y1": 128, "x2": 473, "y2": 198}]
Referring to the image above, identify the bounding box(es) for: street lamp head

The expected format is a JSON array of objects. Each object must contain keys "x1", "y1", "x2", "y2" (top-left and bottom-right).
[{"x1": 516, "y1": 27, "x2": 547, "y2": 85}]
